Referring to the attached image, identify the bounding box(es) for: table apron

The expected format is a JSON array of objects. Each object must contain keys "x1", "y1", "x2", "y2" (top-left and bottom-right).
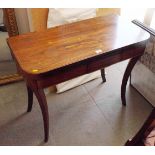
[{"x1": 36, "y1": 43, "x2": 146, "y2": 89}]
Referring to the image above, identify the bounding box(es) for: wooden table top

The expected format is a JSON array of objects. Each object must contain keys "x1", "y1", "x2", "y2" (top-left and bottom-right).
[{"x1": 8, "y1": 15, "x2": 149, "y2": 75}]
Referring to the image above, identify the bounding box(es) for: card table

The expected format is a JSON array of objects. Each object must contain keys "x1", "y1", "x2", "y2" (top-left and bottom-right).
[{"x1": 7, "y1": 15, "x2": 150, "y2": 142}]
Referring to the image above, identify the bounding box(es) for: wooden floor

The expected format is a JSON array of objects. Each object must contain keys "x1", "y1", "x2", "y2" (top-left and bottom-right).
[{"x1": 0, "y1": 61, "x2": 152, "y2": 146}]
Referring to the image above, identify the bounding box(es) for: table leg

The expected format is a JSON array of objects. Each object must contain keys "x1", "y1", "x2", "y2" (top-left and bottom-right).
[
  {"x1": 121, "y1": 56, "x2": 141, "y2": 106},
  {"x1": 101, "y1": 68, "x2": 106, "y2": 82},
  {"x1": 33, "y1": 88, "x2": 49, "y2": 142},
  {"x1": 27, "y1": 85, "x2": 33, "y2": 112}
]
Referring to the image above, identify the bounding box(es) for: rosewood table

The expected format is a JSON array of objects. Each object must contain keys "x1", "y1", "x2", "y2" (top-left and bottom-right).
[{"x1": 7, "y1": 15, "x2": 150, "y2": 142}]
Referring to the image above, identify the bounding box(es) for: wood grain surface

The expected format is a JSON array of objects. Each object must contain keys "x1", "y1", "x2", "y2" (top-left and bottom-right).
[{"x1": 8, "y1": 15, "x2": 149, "y2": 76}]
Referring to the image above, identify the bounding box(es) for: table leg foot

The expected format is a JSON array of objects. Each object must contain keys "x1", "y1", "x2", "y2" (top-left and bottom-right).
[
  {"x1": 34, "y1": 88, "x2": 49, "y2": 142},
  {"x1": 101, "y1": 68, "x2": 106, "y2": 83},
  {"x1": 121, "y1": 56, "x2": 141, "y2": 106},
  {"x1": 27, "y1": 85, "x2": 33, "y2": 112}
]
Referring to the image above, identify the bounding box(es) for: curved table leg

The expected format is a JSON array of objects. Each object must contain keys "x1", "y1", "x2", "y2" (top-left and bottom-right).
[
  {"x1": 100, "y1": 68, "x2": 106, "y2": 83},
  {"x1": 121, "y1": 56, "x2": 141, "y2": 106},
  {"x1": 27, "y1": 85, "x2": 33, "y2": 112},
  {"x1": 33, "y1": 88, "x2": 49, "y2": 142}
]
